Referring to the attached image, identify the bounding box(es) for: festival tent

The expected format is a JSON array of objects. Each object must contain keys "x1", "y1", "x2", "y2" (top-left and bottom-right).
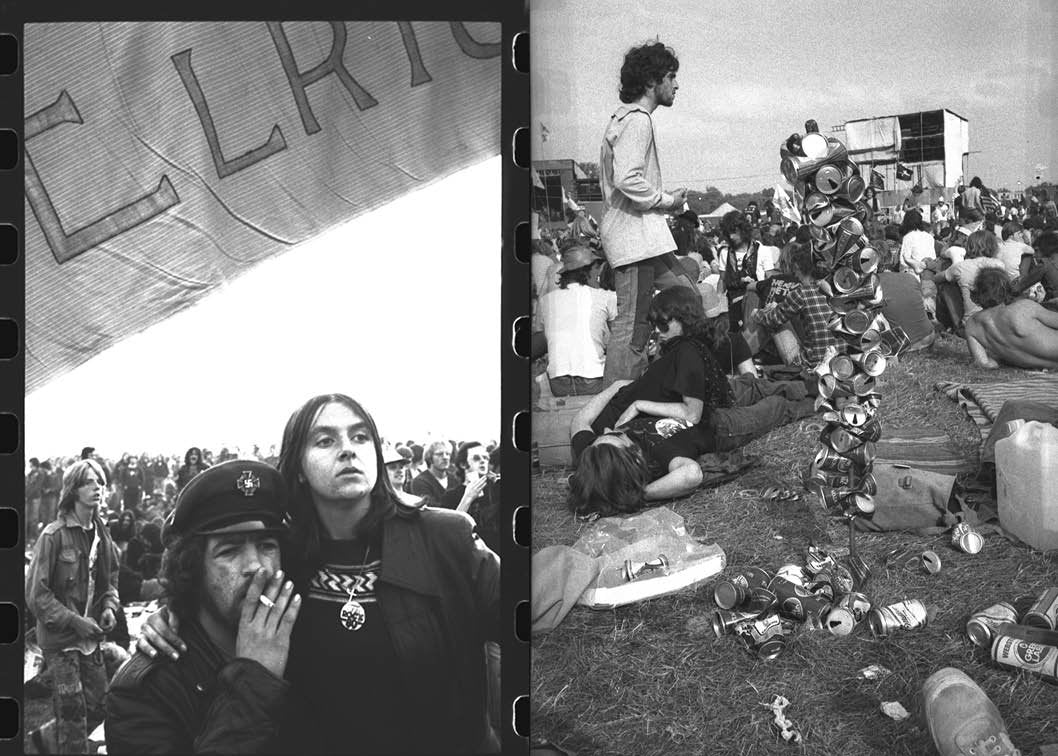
[
  {"x1": 699, "y1": 201, "x2": 738, "y2": 219},
  {"x1": 24, "y1": 21, "x2": 501, "y2": 394}
]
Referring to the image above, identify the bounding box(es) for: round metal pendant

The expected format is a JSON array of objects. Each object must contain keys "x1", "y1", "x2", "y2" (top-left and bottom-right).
[{"x1": 339, "y1": 599, "x2": 366, "y2": 631}]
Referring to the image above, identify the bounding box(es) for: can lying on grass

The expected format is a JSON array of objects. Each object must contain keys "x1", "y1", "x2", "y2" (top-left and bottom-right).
[
  {"x1": 966, "y1": 602, "x2": 1019, "y2": 648},
  {"x1": 868, "y1": 599, "x2": 928, "y2": 636},
  {"x1": 991, "y1": 634, "x2": 1058, "y2": 682},
  {"x1": 713, "y1": 567, "x2": 773, "y2": 610},
  {"x1": 1022, "y1": 587, "x2": 1058, "y2": 630}
]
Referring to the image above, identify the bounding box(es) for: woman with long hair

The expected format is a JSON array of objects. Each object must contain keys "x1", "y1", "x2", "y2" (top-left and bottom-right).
[
  {"x1": 139, "y1": 394, "x2": 500, "y2": 754},
  {"x1": 175, "y1": 446, "x2": 208, "y2": 492},
  {"x1": 898, "y1": 209, "x2": 937, "y2": 277}
]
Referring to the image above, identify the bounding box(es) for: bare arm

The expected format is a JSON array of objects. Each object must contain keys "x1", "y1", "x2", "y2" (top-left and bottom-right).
[
  {"x1": 643, "y1": 457, "x2": 703, "y2": 501},
  {"x1": 570, "y1": 380, "x2": 632, "y2": 436},
  {"x1": 617, "y1": 396, "x2": 704, "y2": 427}
]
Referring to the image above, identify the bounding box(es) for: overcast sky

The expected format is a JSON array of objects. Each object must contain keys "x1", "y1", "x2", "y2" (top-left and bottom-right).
[
  {"x1": 26, "y1": 157, "x2": 501, "y2": 458},
  {"x1": 532, "y1": 0, "x2": 1057, "y2": 194}
]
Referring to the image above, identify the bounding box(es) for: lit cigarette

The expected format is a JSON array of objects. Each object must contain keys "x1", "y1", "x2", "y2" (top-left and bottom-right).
[{"x1": 259, "y1": 595, "x2": 275, "y2": 609}]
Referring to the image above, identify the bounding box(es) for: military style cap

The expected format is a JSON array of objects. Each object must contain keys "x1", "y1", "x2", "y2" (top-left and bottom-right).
[{"x1": 164, "y1": 459, "x2": 287, "y2": 541}]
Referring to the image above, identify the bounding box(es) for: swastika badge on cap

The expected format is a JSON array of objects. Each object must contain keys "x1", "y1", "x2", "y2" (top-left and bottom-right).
[{"x1": 235, "y1": 470, "x2": 261, "y2": 497}]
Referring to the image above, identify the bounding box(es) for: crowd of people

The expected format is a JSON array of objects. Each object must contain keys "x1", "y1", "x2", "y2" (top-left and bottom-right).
[
  {"x1": 24, "y1": 416, "x2": 502, "y2": 754},
  {"x1": 531, "y1": 40, "x2": 1058, "y2": 520}
]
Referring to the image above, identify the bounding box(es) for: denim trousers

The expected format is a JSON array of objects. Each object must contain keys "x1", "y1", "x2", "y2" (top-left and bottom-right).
[
  {"x1": 603, "y1": 252, "x2": 698, "y2": 385},
  {"x1": 713, "y1": 377, "x2": 813, "y2": 452},
  {"x1": 45, "y1": 646, "x2": 107, "y2": 754}
]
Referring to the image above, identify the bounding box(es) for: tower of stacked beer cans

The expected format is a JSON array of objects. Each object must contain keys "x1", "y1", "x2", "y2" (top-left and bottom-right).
[{"x1": 778, "y1": 121, "x2": 908, "y2": 522}]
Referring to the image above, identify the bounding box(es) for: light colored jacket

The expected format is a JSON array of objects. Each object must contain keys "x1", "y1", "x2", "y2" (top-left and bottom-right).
[{"x1": 599, "y1": 103, "x2": 676, "y2": 267}]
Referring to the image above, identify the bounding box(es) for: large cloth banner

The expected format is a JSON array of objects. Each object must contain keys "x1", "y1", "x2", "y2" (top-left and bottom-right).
[{"x1": 24, "y1": 21, "x2": 501, "y2": 393}]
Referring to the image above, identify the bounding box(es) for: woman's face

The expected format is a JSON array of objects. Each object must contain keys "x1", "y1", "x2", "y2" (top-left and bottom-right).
[{"x1": 301, "y1": 401, "x2": 379, "y2": 505}]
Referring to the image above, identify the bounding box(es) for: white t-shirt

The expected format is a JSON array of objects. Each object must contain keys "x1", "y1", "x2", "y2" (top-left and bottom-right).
[
  {"x1": 535, "y1": 284, "x2": 618, "y2": 379},
  {"x1": 733, "y1": 243, "x2": 779, "y2": 281},
  {"x1": 899, "y1": 230, "x2": 936, "y2": 276},
  {"x1": 939, "y1": 257, "x2": 1007, "y2": 322},
  {"x1": 995, "y1": 240, "x2": 1033, "y2": 280}
]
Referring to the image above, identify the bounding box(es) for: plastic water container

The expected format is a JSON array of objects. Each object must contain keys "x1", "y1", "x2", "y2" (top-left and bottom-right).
[{"x1": 995, "y1": 421, "x2": 1058, "y2": 551}]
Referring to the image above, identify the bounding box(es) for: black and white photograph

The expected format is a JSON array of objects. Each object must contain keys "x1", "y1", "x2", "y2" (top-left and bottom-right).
[
  {"x1": 529, "y1": 1, "x2": 1057, "y2": 754},
  {"x1": 22, "y1": 20, "x2": 503, "y2": 754}
]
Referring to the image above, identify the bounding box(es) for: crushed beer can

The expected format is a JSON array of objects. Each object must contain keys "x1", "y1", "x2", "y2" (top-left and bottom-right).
[
  {"x1": 713, "y1": 567, "x2": 773, "y2": 610},
  {"x1": 775, "y1": 564, "x2": 809, "y2": 587},
  {"x1": 769, "y1": 576, "x2": 831, "y2": 624},
  {"x1": 737, "y1": 613, "x2": 789, "y2": 660},
  {"x1": 951, "y1": 522, "x2": 984, "y2": 554},
  {"x1": 804, "y1": 544, "x2": 837, "y2": 575},
  {"x1": 991, "y1": 634, "x2": 1058, "y2": 683},
  {"x1": 713, "y1": 609, "x2": 760, "y2": 638},
  {"x1": 868, "y1": 599, "x2": 929, "y2": 636},
  {"x1": 966, "y1": 602, "x2": 1019, "y2": 648},
  {"x1": 1022, "y1": 587, "x2": 1058, "y2": 630},
  {"x1": 622, "y1": 554, "x2": 669, "y2": 582},
  {"x1": 837, "y1": 591, "x2": 872, "y2": 624},
  {"x1": 920, "y1": 550, "x2": 942, "y2": 575}
]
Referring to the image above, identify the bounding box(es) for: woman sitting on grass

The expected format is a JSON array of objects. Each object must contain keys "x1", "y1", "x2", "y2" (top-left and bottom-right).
[
  {"x1": 965, "y1": 268, "x2": 1058, "y2": 370},
  {"x1": 567, "y1": 286, "x2": 814, "y2": 518}
]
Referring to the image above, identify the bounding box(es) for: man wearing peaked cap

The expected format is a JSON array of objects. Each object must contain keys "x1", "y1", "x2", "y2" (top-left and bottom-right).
[{"x1": 105, "y1": 460, "x2": 301, "y2": 754}]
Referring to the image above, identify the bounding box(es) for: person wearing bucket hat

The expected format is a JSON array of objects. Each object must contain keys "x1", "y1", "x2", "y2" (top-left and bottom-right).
[
  {"x1": 534, "y1": 244, "x2": 617, "y2": 396},
  {"x1": 382, "y1": 443, "x2": 412, "y2": 492},
  {"x1": 106, "y1": 459, "x2": 299, "y2": 754}
]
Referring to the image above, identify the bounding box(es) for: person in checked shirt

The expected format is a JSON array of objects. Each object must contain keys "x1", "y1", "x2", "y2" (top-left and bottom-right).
[{"x1": 752, "y1": 242, "x2": 844, "y2": 368}]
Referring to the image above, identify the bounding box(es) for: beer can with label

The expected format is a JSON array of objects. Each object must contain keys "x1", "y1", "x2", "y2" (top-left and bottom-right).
[
  {"x1": 951, "y1": 522, "x2": 984, "y2": 555},
  {"x1": 713, "y1": 567, "x2": 774, "y2": 610},
  {"x1": 966, "y1": 602, "x2": 1020, "y2": 648},
  {"x1": 1022, "y1": 587, "x2": 1058, "y2": 630},
  {"x1": 990, "y1": 635, "x2": 1058, "y2": 682},
  {"x1": 868, "y1": 599, "x2": 929, "y2": 636},
  {"x1": 770, "y1": 576, "x2": 831, "y2": 624},
  {"x1": 814, "y1": 445, "x2": 853, "y2": 474},
  {"x1": 991, "y1": 621, "x2": 1058, "y2": 647},
  {"x1": 837, "y1": 591, "x2": 872, "y2": 624}
]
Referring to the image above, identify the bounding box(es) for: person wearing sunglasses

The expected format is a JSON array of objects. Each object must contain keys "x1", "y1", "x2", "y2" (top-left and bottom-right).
[{"x1": 568, "y1": 286, "x2": 815, "y2": 518}]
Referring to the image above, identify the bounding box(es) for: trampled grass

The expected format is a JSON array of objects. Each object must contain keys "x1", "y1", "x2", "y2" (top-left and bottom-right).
[{"x1": 531, "y1": 335, "x2": 1058, "y2": 756}]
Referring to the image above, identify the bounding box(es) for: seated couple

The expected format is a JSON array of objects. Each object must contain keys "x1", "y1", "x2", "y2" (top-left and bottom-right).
[{"x1": 568, "y1": 286, "x2": 816, "y2": 518}]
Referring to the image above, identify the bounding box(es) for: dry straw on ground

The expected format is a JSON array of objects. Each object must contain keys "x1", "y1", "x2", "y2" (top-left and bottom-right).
[{"x1": 531, "y1": 336, "x2": 1058, "y2": 756}]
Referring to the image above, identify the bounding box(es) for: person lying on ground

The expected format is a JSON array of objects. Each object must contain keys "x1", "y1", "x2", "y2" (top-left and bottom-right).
[
  {"x1": 965, "y1": 269, "x2": 1058, "y2": 371},
  {"x1": 567, "y1": 286, "x2": 814, "y2": 518}
]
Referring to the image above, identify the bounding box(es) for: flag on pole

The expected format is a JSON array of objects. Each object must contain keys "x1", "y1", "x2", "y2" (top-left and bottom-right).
[
  {"x1": 772, "y1": 183, "x2": 801, "y2": 225},
  {"x1": 870, "y1": 168, "x2": 886, "y2": 191},
  {"x1": 896, "y1": 163, "x2": 913, "y2": 181}
]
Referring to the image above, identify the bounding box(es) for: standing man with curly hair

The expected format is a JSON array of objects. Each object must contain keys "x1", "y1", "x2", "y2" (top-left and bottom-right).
[{"x1": 599, "y1": 41, "x2": 699, "y2": 384}]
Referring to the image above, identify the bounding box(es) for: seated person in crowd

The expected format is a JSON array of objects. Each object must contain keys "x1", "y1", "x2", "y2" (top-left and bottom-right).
[
  {"x1": 751, "y1": 242, "x2": 844, "y2": 369},
  {"x1": 567, "y1": 286, "x2": 814, "y2": 518},
  {"x1": 1015, "y1": 230, "x2": 1058, "y2": 303},
  {"x1": 877, "y1": 245, "x2": 936, "y2": 352},
  {"x1": 533, "y1": 244, "x2": 616, "y2": 396},
  {"x1": 997, "y1": 221, "x2": 1035, "y2": 281},
  {"x1": 965, "y1": 269, "x2": 1058, "y2": 370},
  {"x1": 698, "y1": 282, "x2": 756, "y2": 376},
  {"x1": 933, "y1": 228, "x2": 1007, "y2": 327}
]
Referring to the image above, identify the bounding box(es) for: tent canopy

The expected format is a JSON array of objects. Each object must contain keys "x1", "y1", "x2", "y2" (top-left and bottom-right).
[{"x1": 700, "y1": 201, "x2": 739, "y2": 219}]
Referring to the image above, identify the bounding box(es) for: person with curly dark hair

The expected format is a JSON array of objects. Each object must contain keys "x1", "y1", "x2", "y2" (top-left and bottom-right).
[
  {"x1": 600, "y1": 40, "x2": 698, "y2": 384},
  {"x1": 106, "y1": 460, "x2": 299, "y2": 753},
  {"x1": 568, "y1": 287, "x2": 814, "y2": 518},
  {"x1": 175, "y1": 446, "x2": 209, "y2": 492},
  {"x1": 719, "y1": 209, "x2": 778, "y2": 331}
]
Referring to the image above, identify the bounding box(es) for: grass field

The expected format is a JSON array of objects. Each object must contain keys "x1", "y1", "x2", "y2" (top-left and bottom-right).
[{"x1": 531, "y1": 335, "x2": 1058, "y2": 756}]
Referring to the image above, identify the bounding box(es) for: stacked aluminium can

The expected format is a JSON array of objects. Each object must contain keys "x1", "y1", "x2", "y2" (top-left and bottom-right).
[{"x1": 779, "y1": 121, "x2": 907, "y2": 520}]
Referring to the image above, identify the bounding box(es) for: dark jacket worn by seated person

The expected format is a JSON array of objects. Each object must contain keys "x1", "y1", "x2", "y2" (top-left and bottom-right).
[{"x1": 105, "y1": 619, "x2": 289, "y2": 754}]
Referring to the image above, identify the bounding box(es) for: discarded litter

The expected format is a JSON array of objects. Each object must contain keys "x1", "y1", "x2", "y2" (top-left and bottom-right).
[
  {"x1": 764, "y1": 695, "x2": 803, "y2": 744},
  {"x1": 858, "y1": 664, "x2": 891, "y2": 680},
  {"x1": 880, "y1": 701, "x2": 910, "y2": 721}
]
